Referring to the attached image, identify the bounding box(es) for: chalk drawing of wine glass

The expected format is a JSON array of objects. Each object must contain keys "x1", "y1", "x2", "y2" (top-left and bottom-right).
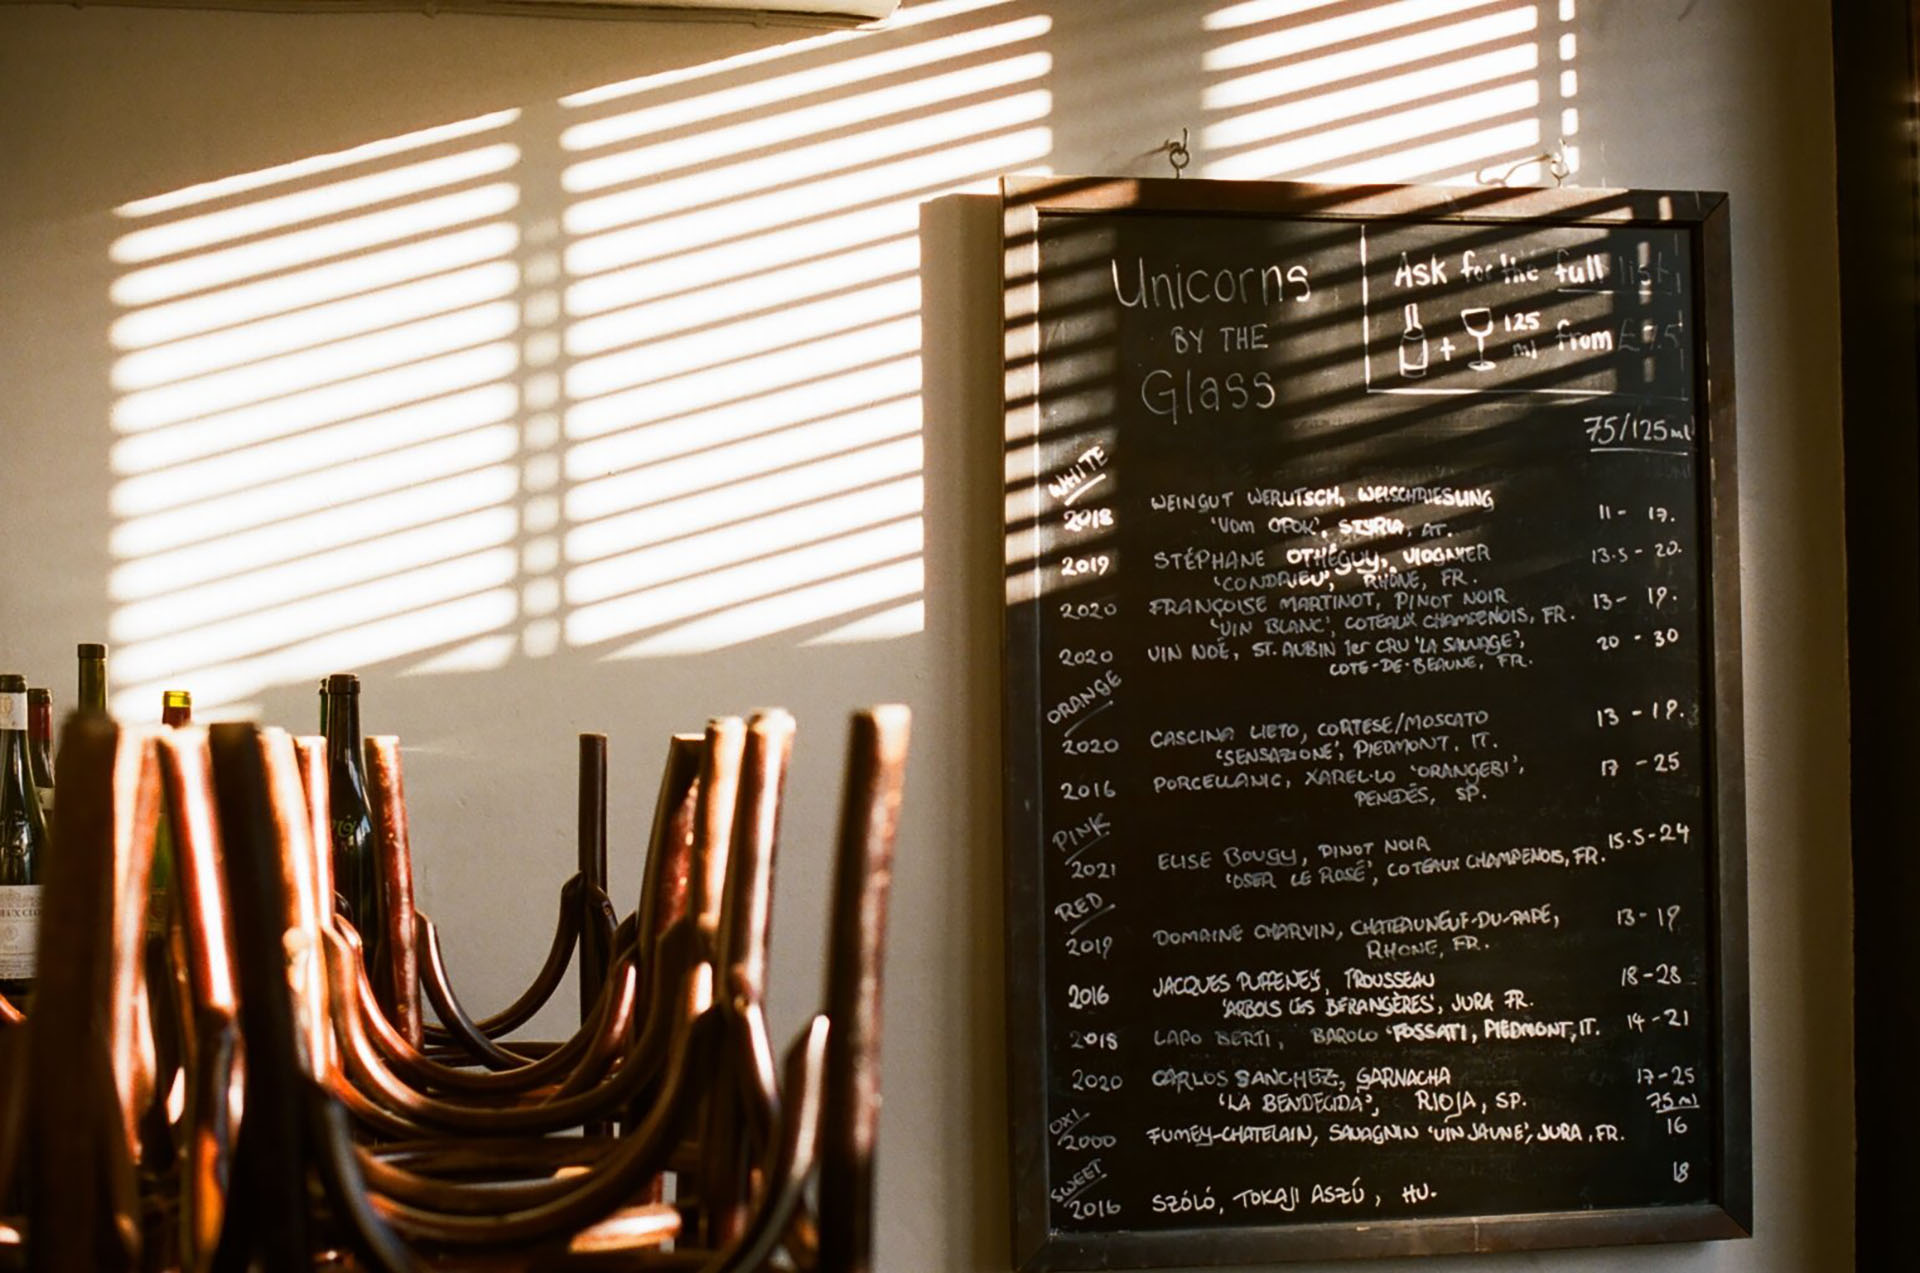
[{"x1": 1460, "y1": 307, "x2": 1495, "y2": 371}]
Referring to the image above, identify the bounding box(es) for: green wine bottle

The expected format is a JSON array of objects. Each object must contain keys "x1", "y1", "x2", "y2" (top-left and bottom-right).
[
  {"x1": 148, "y1": 689, "x2": 192, "y2": 1135},
  {"x1": 151, "y1": 690, "x2": 191, "y2": 940},
  {"x1": 0, "y1": 674, "x2": 51, "y2": 1002},
  {"x1": 322, "y1": 674, "x2": 390, "y2": 1013},
  {"x1": 77, "y1": 642, "x2": 108, "y2": 715}
]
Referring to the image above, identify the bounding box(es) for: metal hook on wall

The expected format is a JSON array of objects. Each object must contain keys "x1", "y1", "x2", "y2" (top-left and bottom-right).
[
  {"x1": 1161, "y1": 127, "x2": 1191, "y2": 179},
  {"x1": 1477, "y1": 140, "x2": 1573, "y2": 188}
]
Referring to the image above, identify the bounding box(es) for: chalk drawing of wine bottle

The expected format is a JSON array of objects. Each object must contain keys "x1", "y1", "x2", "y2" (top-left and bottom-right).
[{"x1": 1398, "y1": 302, "x2": 1429, "y2": 379}]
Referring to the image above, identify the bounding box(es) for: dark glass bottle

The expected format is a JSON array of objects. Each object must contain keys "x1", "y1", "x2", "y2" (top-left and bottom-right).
[
  {"x1": 0, "y1": 674, "x2": 51, "y2": 1002},
  {"x1": 151, "y1": 690, "x2": 192, "y2": 939},
  {"x1": 323, "y1": 674, "x2": 389, "y2": 1011},
  {"x1": 77, "y1": 642, "x2": 108, "y2": 715},
  {"x1": 26, "y1": 688, "x2": 54, "y2": 816}
]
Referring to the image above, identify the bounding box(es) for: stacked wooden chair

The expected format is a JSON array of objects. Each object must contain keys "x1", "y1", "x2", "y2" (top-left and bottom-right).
[
  {"x1": 3, "y1": 701, "x2": 909, "y2": 1272},
  {"x1": 8, "y1": 716, "x2": 243, "y2": 1273},
  {"x1": 356, "y1": 731, "x2": 628, "y2": 1069}
]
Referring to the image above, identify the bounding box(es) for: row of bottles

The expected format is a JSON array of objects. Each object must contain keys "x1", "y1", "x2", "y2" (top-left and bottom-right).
[
  {"x1": 2, "y1": 644, "x2": 111, "y2": 1002},
  {"x1": 1, "y1": 674, "x2": 50, "y2": 1000},
  {"x1": 0, "y1": 646, "x2": 387, "y2": 1010}
]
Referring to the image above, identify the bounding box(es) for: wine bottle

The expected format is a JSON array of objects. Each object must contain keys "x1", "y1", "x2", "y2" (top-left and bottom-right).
[
  {"x1": 26, "y1": 688, "x2": 54, "y2": 816},
  {"x1": 322, "y1": 674, "x2": 390, "y2": 1013},
  {"x1": 77, "y1": 642, "x2": 108, "y2": 715},
  {"x1": 0, "y1": 674, "x2": 51, "y2": 1002},
  {"x1": 151, "y1": 690, "x2": 192, "y2": 940},
  {"x1": 148, "y1": 689, "x2": 191, "y2": 1135}
]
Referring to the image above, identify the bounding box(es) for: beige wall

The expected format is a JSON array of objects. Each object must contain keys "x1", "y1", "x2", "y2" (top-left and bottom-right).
[{"x1": 0, "y1": 1, "x2": 1851, "y2": 1268}]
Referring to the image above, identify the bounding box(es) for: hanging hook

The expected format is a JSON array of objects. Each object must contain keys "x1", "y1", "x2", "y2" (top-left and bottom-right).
[
  {"x1": 1545, "y1": 140, "x2": 1571, "y2": 186},
  {"x1": 1476, "y1": 139, "x2": 1572, "y2": 188},
  {"x1": 1163, "y1": 127, "x2": 1191, "y2": 179}
]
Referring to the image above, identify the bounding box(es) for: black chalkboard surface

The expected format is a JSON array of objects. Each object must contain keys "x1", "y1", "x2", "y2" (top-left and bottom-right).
[{"x1": 1001, "y1": 177, "x2": 1748, "y2": 1270}]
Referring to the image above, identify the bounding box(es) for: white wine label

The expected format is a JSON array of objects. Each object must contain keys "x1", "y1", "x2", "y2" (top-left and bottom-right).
[
  {"x1": 34, "y1": 786, "x2": 54, "y2": 818},
  {"x1": 0, "y1": 692, "x2": 23, "y2": 731},
  {"x1": 0, "y1": 885, "x2": 40, "y2": 980}
]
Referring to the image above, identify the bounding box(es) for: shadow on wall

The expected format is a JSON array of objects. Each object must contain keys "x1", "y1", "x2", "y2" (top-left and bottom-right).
[
  {"x1": 82, "y1": 1, "x2": 1577, "y2": 1266},
  {"x1": 102, "y1": 0, "x2": 1049, "y2": 717},
  {"x1": 98, "y1": 0, "x2": 1576, "y2": 721}
]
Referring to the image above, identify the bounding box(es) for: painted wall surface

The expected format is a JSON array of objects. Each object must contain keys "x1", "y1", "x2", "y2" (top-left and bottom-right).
[{"x1": 0, "y1": 1, "x2": 1850, "y2": 1269}]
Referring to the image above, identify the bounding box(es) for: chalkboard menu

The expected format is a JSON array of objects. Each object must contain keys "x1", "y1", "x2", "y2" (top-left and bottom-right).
[{"x1": 1001, "y1": 177, "x2": 1749, "y2": 1269}]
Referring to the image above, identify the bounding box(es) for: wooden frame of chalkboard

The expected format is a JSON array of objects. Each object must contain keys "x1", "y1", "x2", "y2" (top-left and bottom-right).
[{"x1": 1002, "y1": 176, "x2": 1748, "y2": 1270}]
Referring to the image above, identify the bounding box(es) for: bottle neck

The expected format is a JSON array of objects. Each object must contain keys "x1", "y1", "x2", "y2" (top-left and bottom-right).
[
  {"x1": 325, "y1": 691, "x2": 363, "y2": 761},
  {"x1": 1, "y1": 733, "x2": 31, "y2": 796},
  {"x1": 78, "y1": 662, "x2": 108, "y2": 714},
  {"x1": 27, "y1": 698, "x2": 50, "y2": 747}
]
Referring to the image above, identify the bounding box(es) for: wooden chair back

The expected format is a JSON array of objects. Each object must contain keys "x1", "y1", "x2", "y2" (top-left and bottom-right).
[
  {"x1": 207, "y1": 723, "x2": 724, "y2": 1268},
  {"x1": 152, "y1": 727, "x2": 244, "y2": 1273},
  {"x1": 0, "y1": 989, "x2": 21, "y2": 1257},
  {"x1": 633, "y1": 733, "x2": 702, "y2": 1002},
  {"x1": 394, "y1": 733, "x2": 619, "y2": 1062},
  {"x1": 288, "y1": 719, "x2": 745, "y2": 1144},
  {"x1": 715, "y1": 711, "x2": 795, "y2": 1013},
  {"x1": 688, "y1": 718, "x2": 746, "y2": 943},
  {"x1": 677, "y1": 704, "x2": 910, "y2": 1273},
  {"x1": 363, "y1": 736, "x2": 422, "y2": 1047},
  {"x1": 7, "y1": 721, "x2": 244, "y2": 1273},
  {"x1": 698, "y1": 709, "x2": 796, "y2": 1245},
  {"x1": 206, "y1": 724, "x2": 325, "y2": 1270},
  {"x1": 577, "y1": 734, "x2": 613, "y2": 1026},
  {"x1": 817, "y1": 704, "x2": 910, "y2": 1273},
  {"x1": 164, "y1": 704, "x2": 906, "y2": 1273},
  {"x1": 289, "y1": 736, "x2": 340, "y2": 1081},
  {"x1": 0, "y1": 998, "x2": 22, "y2": 1246},
  {"x1": 24, "y1": 715, "x2": 161, "y2": 1272}
]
